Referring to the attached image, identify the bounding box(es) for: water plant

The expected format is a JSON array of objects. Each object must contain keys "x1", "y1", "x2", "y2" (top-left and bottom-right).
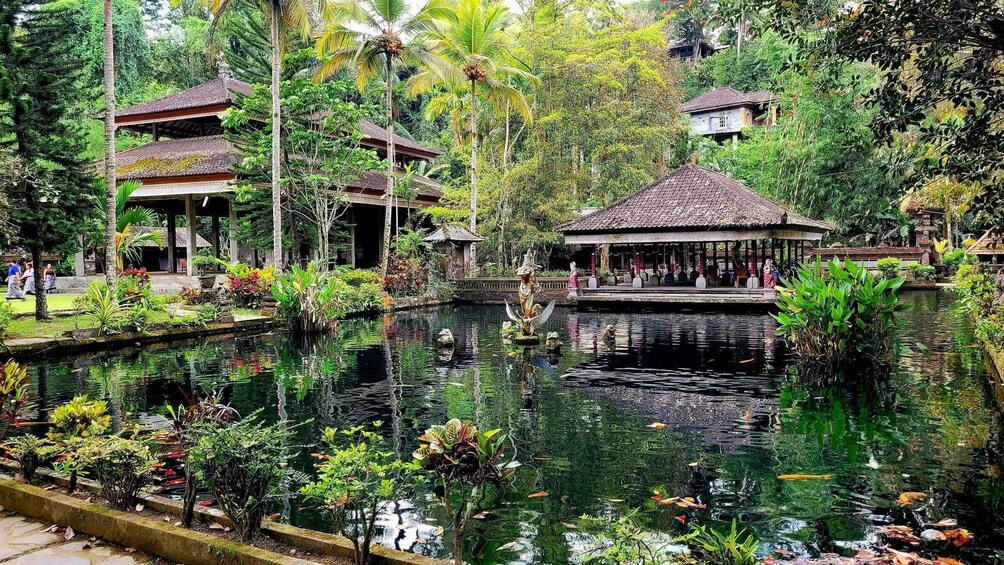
[
  {"x1": 273, "y1": 263, "x2": 382, "y2": 333},
  {"x1": 688, "y1": 520, "x2": 759, "y2": 565},
  {"x1": 5, "y1": 434, "x2": 47, "y2": 484},
  {"x1": 302, "y1": 423, "x2": 420, "y2": 564},
  {"x1": 413, "y1": 419, "x2": 519, "y2": 565},
  {"x1": 165, "y1": 391, "x2": 239, "y2": 528},
  {"x1": 774, "y1": 258, "x2": 910, "y2": 372},
  {"x1": 188, "y1": 417, "x2": 304, "y2": 542},
  {"x1": 71, "y1": 433, "x2": 158, "y2": 510},
  {"x1": 0, "y1": 359, "x2": 29, "y2": 441},
  {"x1": 875, "y1": 257, "x2": 903, "y2": 280}
]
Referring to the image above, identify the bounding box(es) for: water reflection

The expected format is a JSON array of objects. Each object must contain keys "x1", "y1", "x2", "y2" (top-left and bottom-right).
[{"x1": 20, "y1": 292, "x2": 1004, "y2": 563}]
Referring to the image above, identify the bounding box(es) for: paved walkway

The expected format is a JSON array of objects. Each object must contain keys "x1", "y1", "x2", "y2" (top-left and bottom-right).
[{"x1": 0, "y1": 513, "x2": 166, "y2": 564}]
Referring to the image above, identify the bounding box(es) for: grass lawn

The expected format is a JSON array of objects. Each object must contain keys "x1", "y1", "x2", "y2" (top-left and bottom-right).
[
  {"x1": 5, "y1": 310, "x2": 199, "y2": 340},
  {"x1": 5, "y1": 294, "x2": 84, "y2": 314}
]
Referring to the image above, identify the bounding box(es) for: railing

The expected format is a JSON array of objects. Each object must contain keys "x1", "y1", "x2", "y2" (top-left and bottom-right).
[{"x1": 453, "y1": 278, "x2": 571, "y2": 303}]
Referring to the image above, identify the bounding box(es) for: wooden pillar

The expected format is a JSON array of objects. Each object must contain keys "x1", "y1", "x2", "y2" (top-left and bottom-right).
[
  {"x1": 599, "y1": 244, "x2": 610, "y2": 274},
  {"x1": 228, "y1": 201, "x2": 238, "y2": 262},
  {"x1": 752, "y1": 239, "x2": 758, "y2": 275},
  {"x1": 167, "y1": 211, "x2": 177, "y2": 274},
  {"x1": 211, "y1": 214, "x2": 221, "y2": 258},
  {"x1": 724, "y1": 241, "x2": 730, "y2": 280},
  {"x1": 185, "y1": 194, "x2": 196, "y2": 277}
]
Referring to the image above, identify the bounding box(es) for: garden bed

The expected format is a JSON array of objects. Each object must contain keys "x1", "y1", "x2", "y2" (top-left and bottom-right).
[{"x1": 0, "y1": 463, "x2": 445, "y2": 565}]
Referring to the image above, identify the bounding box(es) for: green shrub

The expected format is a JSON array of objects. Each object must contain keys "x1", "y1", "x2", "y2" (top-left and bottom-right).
[
  {"x1": 953, "y1": 263, "x2": 997, "y2": 319},
  {"x1": 121, "y1": 304, "x2": 154, "y2": 334},
  {"x1": 0, "y1": 359, "x2": 29, "y2": 442},
  {"x1": 344, "y1": 282, "x2": 382, "y2": 315},
  {"x1": 48, "y1": 396, "x2": 111, "y2": 440},
  {"x1": 302, "y1": 423, "x2": 420, "y2": 565},
  {"x1": 413, "y1": 419, "x2": 518, "y2": 565},
  {"x1": 875, "y1": 257, "x2": 903, "y2": 280},
  {"x1": 72, "y1": 434, "x2": 157, "y2": 510},
  {"x1": 335, "y1": 268, "x2": 382, "y2": 287},
  {"x1": 975, "y1": 314, "x2": 1004, "y2": 348},
  {"x1": 688, "y1": 520, "x2": 760, "y2": 565},
  {"x1": 188, "y1": 417, "x2": 303, "y2": 542},
  {"x1": 906, "y1": 263, "x2": 937, "y2": 282},
  {"x1": 274, "y1": 264, "x2": 383, "y2": 333},
  {"x1": 77, "y1": 281, "x2": 122, "y2": 335},
  {"x1": 941, "y1": 248, "x2": 974, "y2": 270},
  {"x1": 5, "y1": 434, "x2": 47, "y2": 485},
  {"x1": 191, "y1": 249, "x2": 223, "y2": 273},
  {"x1": 0, "y1": 301, "x2": 13, "y2": 340},
  {"x1": 774, "y1": 258, "x2": 910, "y2": 372}
]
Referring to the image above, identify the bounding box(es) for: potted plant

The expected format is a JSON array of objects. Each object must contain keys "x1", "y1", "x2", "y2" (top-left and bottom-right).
[{"x1": 191, "y1": 249, "x2": 222, "y2": 291}]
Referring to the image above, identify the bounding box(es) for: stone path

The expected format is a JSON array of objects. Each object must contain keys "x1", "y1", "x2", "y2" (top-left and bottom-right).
[{"x1": 0, "y1": 513, "x2": 166, "y2": 564}]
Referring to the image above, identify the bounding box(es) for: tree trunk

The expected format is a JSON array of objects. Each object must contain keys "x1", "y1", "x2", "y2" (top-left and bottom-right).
[
  {"x1": 270, "y1": 13, "x2": 283, "y2": 272},
  {"x1": 103, "y1": 0, "x2": 117, "y2": 287},
  {"x1": 453, "y1": 532, "x2": 463, "y2": 565},
  {"x1": 469, "y1": 80, "x2": 478, "y2": 270},
  {"x1": 181, "y1": 470, "x2": 197, "y2": 528},
  {"x1": 31, "y1": 248, "x2": 46, "y2": 320},
  {"x1": 380, "y1": 55, "x2": 395, "y2": 278}
]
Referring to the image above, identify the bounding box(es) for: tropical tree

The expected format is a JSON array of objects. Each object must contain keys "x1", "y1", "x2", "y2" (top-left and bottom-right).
[
  {"x1": 408, "y1": 0, "x2": 538, "y2": 266},
  {"x1": 203, "y1": 0, "x2": 313, "y2": 272},
  {"x1": 314, "y1": 0, "x2": 450, "y2": 277},
  {"x1": 113, "y1": 181, "x2": 163, "y2": 270},
  {"x1": 103, "y1": 0, "x2": 117, "y2": 286}
]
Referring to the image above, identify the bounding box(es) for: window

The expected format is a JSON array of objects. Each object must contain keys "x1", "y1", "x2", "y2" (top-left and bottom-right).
[{"x1": 716, "y1": 115, "x2": 730, "y2": 129}]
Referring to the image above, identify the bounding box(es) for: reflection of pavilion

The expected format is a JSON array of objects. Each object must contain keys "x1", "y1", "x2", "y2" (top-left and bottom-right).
[
  {"x1": 561, "y1": 164, "x2": 828, "y2": 305},
  {"x1": 84, "y1": 68, "x2": 442, "y2": 275}
]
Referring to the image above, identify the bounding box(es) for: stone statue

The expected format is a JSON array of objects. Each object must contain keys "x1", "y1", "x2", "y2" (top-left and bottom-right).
[
  {"x1": 505, "y1": 248, "x2": 556, "y2": 344},
  {"x1": 568, "y1": 261, "x2": 579, "y2": 289}
]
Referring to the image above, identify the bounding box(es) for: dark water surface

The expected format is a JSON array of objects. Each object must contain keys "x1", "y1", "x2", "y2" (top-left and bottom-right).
[{"x1": 22, "y1": 291, "x2": 1004, "y2": 563}]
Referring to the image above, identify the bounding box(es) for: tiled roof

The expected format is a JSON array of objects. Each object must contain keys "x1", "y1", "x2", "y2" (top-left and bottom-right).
[
  {"x1": 680, "y1": 86, "x2": 778, "y2": 113},
  {"x1": 560, "y1": 163, "x2": 828, "y2": 234},
  {"x1": 117, "y1": 136, "x2": 236, "y2": 180},
  {"x1": 116, "y1": 77, "x2": 253, "y2": 118},
  {"x1": 347, "y1": 170, "x2": 443, "y2": 199},
  {"x1": 359, "y1": 119, "x2": 442, "y2": 157},
  {"x1": 424, "y1": 224, "x2": 484, "y2": 243}
]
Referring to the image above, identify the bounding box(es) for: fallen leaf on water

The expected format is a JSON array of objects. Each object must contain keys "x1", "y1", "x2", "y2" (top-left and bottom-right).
[
  {"x1": 528, "y1": 491, "x2": 548, "y2": 498},
  {"x1": 64, "y1": 526, "x2": 74, "y2": 541},
  {"x1": 777, "y1": 474, "x2": 832, "y2": 480},
  {"x1": 943, "y1": 528, "x2": 973, "y2": 546},
  {"x1": 561, "y1": 523, "x2": 578, "y2": 530},
  {"x1": 675, "y1": 515, "x2": 686, "y2": 523},
  {"x1": 896, "y1": 492, "x2": 928, "y2": 506},
  {"x1": 739, "y1": 358, "x2": 755, "y2": 364},
  {"x1": 647, "y1": 422, "x2": 666, "y2": 429}
]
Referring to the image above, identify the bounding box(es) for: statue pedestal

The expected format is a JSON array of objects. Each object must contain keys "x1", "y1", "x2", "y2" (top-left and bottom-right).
[
  {"x1": 632, "y1": 277, "x2": 643, "y2": 288},
  {"x1": 746, "y1": 277, "x2": 761, "y2": 289},
  {"x1": 514, "y1": 334, "x2": 541, "y2": 346},
  {"x1": 588, "y1": 277, "x2": 598, "y2": 289},
  {"x1": 567, "y1": 287, "x2": 578, "y2": 299},
  {"x1": 695, "y1": 275, "x2": 707, "y2": 289}
]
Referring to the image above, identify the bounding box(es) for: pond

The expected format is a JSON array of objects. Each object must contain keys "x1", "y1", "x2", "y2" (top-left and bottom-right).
[{"x1": 21, "y1": 291, "x2": 1004, "y2": 563}]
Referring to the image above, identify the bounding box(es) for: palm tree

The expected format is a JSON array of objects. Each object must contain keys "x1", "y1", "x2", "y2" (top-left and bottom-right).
[
  {"x1": 314, "y1": 0, "x2": 450, "y2": 277},
  {"x1": 103, "y1": 0, "x2": 117, "y2": 285},
  {"x1": 114, "y1": 181, "x2": 164, "y2": 270},
  {"x1": 204, "y1": 0, "x2": 312, "y2": 272},
  {"x1": 408, "y1": 0, "x2": 537, "y2": 267}
]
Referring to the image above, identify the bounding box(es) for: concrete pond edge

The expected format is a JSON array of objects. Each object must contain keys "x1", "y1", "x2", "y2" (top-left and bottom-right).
[{"x1": 0, "y1": 465, "x2": 446, "y2": 565}]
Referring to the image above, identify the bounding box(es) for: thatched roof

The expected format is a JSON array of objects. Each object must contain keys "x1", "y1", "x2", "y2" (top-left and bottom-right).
[
  {"x1": 680, "y1": 86, "x2": 778, "y2": 114},
  {"x1": 560, "y1": 163, "x2": 828, "y2": 235},
  {"x1": 424, "y1": 225, "x2": 483, "y2": 243}
]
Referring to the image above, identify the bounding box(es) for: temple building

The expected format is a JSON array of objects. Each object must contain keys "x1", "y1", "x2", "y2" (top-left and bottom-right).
[
  {"x1": 561, "y1": 163, "x2": 828, "y2": 304},
  {"x1": 86, "y1": 69, "x2": 442, "y2": 275},
  {"x1": 681, "y1": 86, "x2": 778, "y2": 144}
]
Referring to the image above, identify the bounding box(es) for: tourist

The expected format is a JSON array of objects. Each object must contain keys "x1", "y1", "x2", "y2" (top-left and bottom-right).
[
  {"x1": 43, "y1": 263, "x2": 57, "y2": 292},
  {"x1": 22, "y1": 261, "x2": 35, "y2": 295},
  {"x1": 6, "y1": 259, "x2": 25, "y2": 300}
]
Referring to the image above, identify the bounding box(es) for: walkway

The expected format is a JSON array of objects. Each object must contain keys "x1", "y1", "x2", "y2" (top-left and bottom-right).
[
  {"x1": 578, "y1": 285, "x2": 776, "y2": 306},
  {"x1": 0, "y1": 512, "x2": 168, "y2": 564}
]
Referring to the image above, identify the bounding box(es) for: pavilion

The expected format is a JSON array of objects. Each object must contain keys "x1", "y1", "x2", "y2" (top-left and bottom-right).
[
  {"x1": 84, "y1": 67, "x2": 443, "y2": 276},
  {"x1": 560, "y1": 163, "x2": 828, "y2": 297}
]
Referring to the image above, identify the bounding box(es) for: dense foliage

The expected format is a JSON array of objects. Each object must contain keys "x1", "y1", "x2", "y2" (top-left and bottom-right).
[
  {"x1": 774, "y1": 259, "x2": 910, "y2": 373},
  {"x1": 0, "y1": 359, "x2": 29, "y2": 441},
  {"x1": 188, "y1": 417, "x2": 303, "y2": 542},
  {"x1": 273, "y1": 264, "x2": 383, "y2": 333},
  {"x1": 71, "y1": 433, "x2": 158, "y2": 509}
]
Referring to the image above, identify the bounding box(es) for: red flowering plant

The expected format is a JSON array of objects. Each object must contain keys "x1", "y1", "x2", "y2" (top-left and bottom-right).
[
  {"x1": 383, "y1": 255, "x2": 429, "y2": 297},
  {"x1": 222, "y1": 263, "x2": 275, "y2": 308},
  {"x1": 116, "y1": 267, "x2": 154, "y2": 306},
  {"x1": 0, "y1": 359, "x2": 29, "y2": 441}
]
